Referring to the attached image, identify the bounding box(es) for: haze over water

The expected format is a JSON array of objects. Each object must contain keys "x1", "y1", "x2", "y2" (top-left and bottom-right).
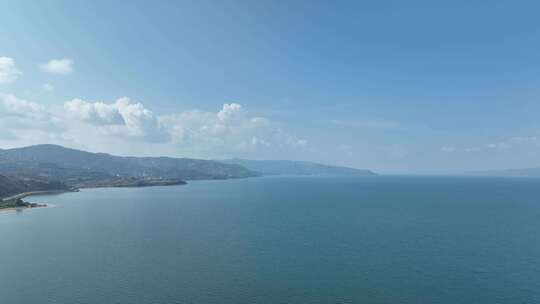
[{"x1": 1, "y1": 175, "x2": 539, "y2": 303}]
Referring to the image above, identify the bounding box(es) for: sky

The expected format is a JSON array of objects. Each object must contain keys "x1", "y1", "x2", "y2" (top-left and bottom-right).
[{"x1": 1, "y1": 0, "x2": 540, "y2": 173}]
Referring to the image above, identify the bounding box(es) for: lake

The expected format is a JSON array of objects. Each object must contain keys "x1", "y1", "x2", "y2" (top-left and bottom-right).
[{"x1": 1, "y1": 175, "x2": 540, "y2": 303}]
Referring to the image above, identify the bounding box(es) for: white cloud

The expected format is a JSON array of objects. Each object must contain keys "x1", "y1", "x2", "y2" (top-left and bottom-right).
[
  {"x1": 0, "y1": 93, "x2": 62, "y2": 132},
  {"x1": 0, "y1": 93, "x2": 308, "y2": 157},
  {"x1": 486, "y1": 142, "x2": 511, "y2": 150},
  {"x1": 440, "y1": 146, "x2": 456, "y2": 153},
  {"x1": 64, "y1": 97, "x2": 168, "y2": 141},
  {"x1": 0, "y1": 93, "x2": 45, "y2": 118},
  {"x1": 161, "y1": 103, "x2": 308, "y2": 153},
  {"x1": 42, "y1": 83, "x2": 54, "y2": 92},
  {"x1": 217, "y1": 103, "x2": 243, "y2": 122},
  {"x1": 0, "y1": 57, "x2": 22, "y2": 84},
  {"x1": 40, "y1": 58, "x2": 73, "y2": 75},
  {"x1": 64, "y1": 98, "x2": 125, "y2": 125}
]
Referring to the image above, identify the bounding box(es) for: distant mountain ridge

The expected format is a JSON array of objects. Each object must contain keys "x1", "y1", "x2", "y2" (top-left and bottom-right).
[
  {"x1": 220, "y1": 158, "x2": 376, "y2": 176},
  {"x1": 0, "y1": 144, "x2": 376, "y2": 199},
  {"x1": 0, "y1": 174, "x2": 68, "y2": 199},
  {"x1": 0, "y1": 145, "x2": 257, "y2": 189},
  {"x1": 1, "y1": 144, "x2": 256, "y2": 178}
]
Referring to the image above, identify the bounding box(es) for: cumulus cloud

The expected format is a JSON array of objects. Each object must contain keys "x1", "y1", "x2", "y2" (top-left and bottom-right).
[
  {"x1": 64, "y1": 98, "x2": 125, "y2": 125},
  {"x1": 0, "y1": 57, "x2": 22, "y2": 84},
  {"x1": 161, "y1": 103, "x2": 308, "y2": 153},
  {"x1": 40, "y1": 58, "x2": 73, "y2": 75},
  {"x1": 0, "y1": 93, "x2": 308, "y2": 157},
  {"x1": 217, "y1": 103, "x2": 243, "y2": 122},
  {"x1": 0, "y1": 93, "x2": 46, "y2": 119},
  {"x1": 0, "y1": 93, "x2": 62, "y2": 132},
  {"x1": 63, "y1": 97, "x2": 168, "y2": 141}
]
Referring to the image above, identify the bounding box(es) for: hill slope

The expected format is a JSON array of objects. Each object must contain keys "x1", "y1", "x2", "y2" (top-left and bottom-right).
[
  {"x1": 0, "y1": 145, "x2": 376, "y2": 197},
  {"x1": 220, "y1": 159, "x2": 376, "y2": 176},
  {"x1": 0, "y1": 174, "x2": 68, "y2": 200},
  {"x1": 0, "y1": 145, "x2": 257, "y2": 186}
]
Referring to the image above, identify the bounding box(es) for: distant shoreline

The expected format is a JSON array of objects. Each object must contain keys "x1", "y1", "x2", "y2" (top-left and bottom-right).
[
  {"x1": 0, "y1": 189, "x2": 74, "y2": 213},
  {"x1": 0, "y1": 204, "x2": 49, "y2": 214},
  {"x1": 1, "y1": 189, "x2": 78, "y2": 203},
  {"x1": 74, "y1": 178, "x2": 187, "y2": 189},
  {"x1": 1, "y1": 178, "x2": 188, "y2": 202},
  {"x1": 0, "y1": 181, "x2": 188, "y2": 214}
]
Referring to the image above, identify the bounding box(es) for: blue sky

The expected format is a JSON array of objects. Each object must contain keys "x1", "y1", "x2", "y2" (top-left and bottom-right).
[{"x1": 1, "y1": 0, "x2": 540, "y2": 173}]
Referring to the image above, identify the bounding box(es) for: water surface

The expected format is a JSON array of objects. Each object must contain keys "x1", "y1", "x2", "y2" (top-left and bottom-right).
[{"x1": 1, "y1": 175, "x2": 540, "y2": 303}]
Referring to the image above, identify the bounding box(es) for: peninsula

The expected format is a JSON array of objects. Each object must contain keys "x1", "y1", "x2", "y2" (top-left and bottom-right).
[
  {"x1": 0, "y1": 197, "x2": 47, "y2": 211},
  {"x1": 0, "y1": 144, "x2": 376, "y2": 206}
]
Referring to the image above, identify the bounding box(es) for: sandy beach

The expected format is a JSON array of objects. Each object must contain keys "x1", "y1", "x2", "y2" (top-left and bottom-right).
[{"x1": 0, "y1": 204, "x2": 53, "y2": 215}]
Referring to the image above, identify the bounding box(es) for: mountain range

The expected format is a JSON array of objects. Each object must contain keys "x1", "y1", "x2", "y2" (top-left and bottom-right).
[
  {"x1": 0, "y1": 144, "x2": 375, "y2": 199},
  {"x1": 221, "y1": 158, "x2": 376, "y2": 176},
  {"x1": 0, "y1": 145, "x2": 256, "y2": 185}
]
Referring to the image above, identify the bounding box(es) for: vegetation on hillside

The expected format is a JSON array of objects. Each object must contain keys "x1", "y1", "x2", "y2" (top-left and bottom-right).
[{"x1": 0, "y1": 174, "x2": 68, "y2": 199}]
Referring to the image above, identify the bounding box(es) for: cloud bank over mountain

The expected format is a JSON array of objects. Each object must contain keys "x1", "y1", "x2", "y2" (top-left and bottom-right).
[{"x1": 0, "y1": 93, "x2": 308, "y2": 158}]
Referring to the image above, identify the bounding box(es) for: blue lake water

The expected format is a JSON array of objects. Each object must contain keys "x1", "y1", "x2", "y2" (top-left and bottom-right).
[{"x1": 1, "y1": 175, "x2": 540, "y2": 303}]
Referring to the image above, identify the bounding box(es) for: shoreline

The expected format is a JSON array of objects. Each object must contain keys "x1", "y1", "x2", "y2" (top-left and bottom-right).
[
  {"x1": 76, "y1": 180, "x2": 187, "y2": 190},
  {"x1": 1, "y1": 189, "x2": 78, "y2": 203},
  {"x1": 0, "y1": 182, "x2": 187, "y2": 215},
  {"x1": 0, "y1": 189, "x2": 74, "y2": 214},
  {"x1": 0, "y1": 204, "x2": 51, "y2": 214}
]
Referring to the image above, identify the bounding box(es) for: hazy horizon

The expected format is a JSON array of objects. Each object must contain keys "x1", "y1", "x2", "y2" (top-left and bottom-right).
[
  {"x1": 3, "y1": 3, "x2": 540, "y2": 303},
  {"x1": 3, "y1": 142, "x2": 537, "y2": 176},
  {"x1": 2, "y1": 1, "x2": 540, "y2": 173}
]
